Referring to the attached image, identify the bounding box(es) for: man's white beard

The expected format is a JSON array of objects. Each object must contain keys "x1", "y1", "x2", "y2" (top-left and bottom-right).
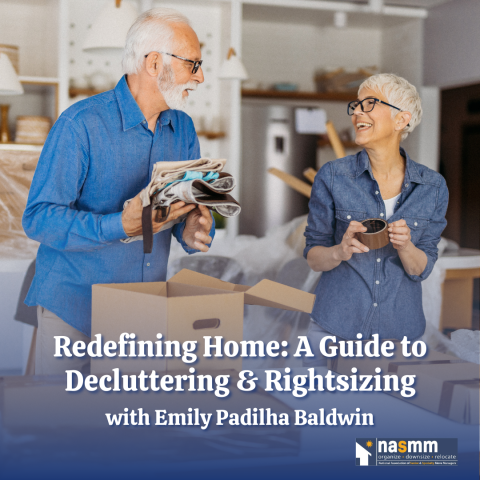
[{"x1": 158, "y1": 64, "x2": 196, "y2": 111}]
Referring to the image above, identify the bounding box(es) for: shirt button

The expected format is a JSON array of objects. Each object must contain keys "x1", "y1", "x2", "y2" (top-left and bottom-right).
[
  {"x1": 414, "y1": 222, "x2": 418, "y2": 226},
  {"x1": 380, "y1": 213, "x2": 384, "y2": 217},
  {"x1": 377, "y1": 258, "x2": 381, "y2": 262},
  {"x1": 142, "y1": 120, "x2": 146, "y2": 124},
  {"x1": 375, "y1": 191, "x2": 379, "y2": 195},
  {"x1": 405, "y1": 183, "x2": 409, "y2": 188},
  {"x1": 147, "y1": 263, "x2": 150, "y2": 266},
  {"x1": 375, "y1": 280, "x2": 379, "y2": 285},
  {"x1": 347, "y1": 215, "x2": 351, "y2": 220},
  {"x1": 373, "y1": 303, "x2": 378, "y2": 307}
]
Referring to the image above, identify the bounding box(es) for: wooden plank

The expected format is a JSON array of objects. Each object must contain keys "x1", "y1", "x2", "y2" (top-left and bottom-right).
[
  {"x1": 326, "y1": 120, "x2": 347, "y2": 159},
  {"x1": 268, "y1": 168, "x2": 312, "y2": 198},
  {"x1": 303, "y1": 167, "x2": 317, "y2": 184}
]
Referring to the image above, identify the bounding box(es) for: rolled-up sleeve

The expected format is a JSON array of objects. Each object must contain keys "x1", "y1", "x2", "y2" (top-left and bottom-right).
[
  {"x1": 22, "y1": 116, "x2": 127, "y2": 252},
  {"x1": 303, "y1": 161, "x2": 336, "y2": 258},
  {"x1": 408, "y1": 177, "x2": 449, "y2": 282}
]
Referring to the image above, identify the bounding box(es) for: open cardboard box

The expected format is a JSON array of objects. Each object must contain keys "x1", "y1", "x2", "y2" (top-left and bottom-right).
[{"x1": 91, "y1": 269, "x2": 315, "y2": 375}]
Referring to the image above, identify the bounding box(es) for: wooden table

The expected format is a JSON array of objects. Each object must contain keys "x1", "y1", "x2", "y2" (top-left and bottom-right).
[{"x1": 437, "y1": 248, "x2": 480, "y2": 331}]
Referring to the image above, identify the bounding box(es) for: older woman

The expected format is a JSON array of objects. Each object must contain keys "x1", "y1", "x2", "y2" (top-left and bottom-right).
[{"x1": 304, "y1": 73, "x2": 448, "y2": 363}]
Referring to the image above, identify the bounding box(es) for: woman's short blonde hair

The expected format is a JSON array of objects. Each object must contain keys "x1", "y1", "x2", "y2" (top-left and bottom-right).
[{"x1": 358, "y1": 73, "x2": 422, "y2": 141}]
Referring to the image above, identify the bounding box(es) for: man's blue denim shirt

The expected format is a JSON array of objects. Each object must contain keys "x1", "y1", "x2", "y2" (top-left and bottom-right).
[
  {"x1": 304, "y1": 148, "x2": 448, "y2": 340},
  {"x1": 23, "y1": 76, "x2": 214, "y2": 337}
]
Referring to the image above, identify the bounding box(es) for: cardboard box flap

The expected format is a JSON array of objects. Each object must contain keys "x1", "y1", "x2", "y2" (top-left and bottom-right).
[
  {"x1": 168, "y1": 269, "x2": 236, "y2": 291},
  {"x1": 93, "y1": 282, "x2": 167, "y2": 297},
  {"x1": 244, "y1": 279, "x2": 315, "y2": 313},
  {"x1": 233, "y1": 284, "x2": 250, "y2": 292},
  {"x1": 169, "y1": 270, "x2": 315, "y2": 312},
  {"x1": 166, "y1": 282, "x2": 241, "y2": 298}
]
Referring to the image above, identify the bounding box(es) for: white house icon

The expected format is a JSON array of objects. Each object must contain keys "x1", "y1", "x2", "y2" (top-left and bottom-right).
[{"x1": 356, "y1": 442, "x2": 372, "y2": 466}]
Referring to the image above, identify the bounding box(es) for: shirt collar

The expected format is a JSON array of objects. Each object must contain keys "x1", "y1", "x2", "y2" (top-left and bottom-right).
[
  {"x1": 114, "y1": 76, "x2": 177, "y2": 134},
  {"x1": 115, "y1": 76, "x2": 146, "y2": 132},
  {"x1": 158, "y1": 108, "x2": 176, "y2": 133},
  {"x1": 356, "y1": 147, "x2": 424, "y2": 185}
]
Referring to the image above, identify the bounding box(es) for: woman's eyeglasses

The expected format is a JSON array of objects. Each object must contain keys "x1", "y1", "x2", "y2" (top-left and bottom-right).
[
  {"x1": 347, "y1": 97, "x2": 402, "y2": 116},
  {"x1": 144, "y1": 52, "x2": 203, "y2": 74}
]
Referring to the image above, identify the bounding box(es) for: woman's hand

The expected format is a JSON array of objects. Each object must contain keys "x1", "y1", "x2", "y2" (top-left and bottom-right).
[
  {"x1": 388, "y1": 219, "x2": 411, "y2": 251},
  {"x1": 333, "y1": 221, "x2": 370, "y2": 262},
  {"x1": 389, "y1": 219, "x2": 427, "y2": 275}
]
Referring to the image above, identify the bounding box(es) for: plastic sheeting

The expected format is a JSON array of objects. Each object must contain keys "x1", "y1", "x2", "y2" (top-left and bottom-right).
[
  {"x1": 168, "y1": 215, "x2": 307, "y2": 286},
  {"x1": 169, "y1": 215, "x2": 461, "y2": 366},
  {"x1": 0, "y1": 150, "x2": 39, "y2": 260}
]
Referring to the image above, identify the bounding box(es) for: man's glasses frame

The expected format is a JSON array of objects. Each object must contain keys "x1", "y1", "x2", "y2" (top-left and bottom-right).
[
  {"x1": 347, "y1": 97, "x2": 402, "y2": 116},
  {"x1": 144, "y1": 51, "x2": 203, "y2": 74}
]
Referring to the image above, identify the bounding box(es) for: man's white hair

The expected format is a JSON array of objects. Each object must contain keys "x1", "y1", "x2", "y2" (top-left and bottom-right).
[
  {"x1": 122, "y1": 7, "x2": 191, "y2": 75},
  {"x1": 358, "y1": 73, "x2": 422, "y2": 141}
]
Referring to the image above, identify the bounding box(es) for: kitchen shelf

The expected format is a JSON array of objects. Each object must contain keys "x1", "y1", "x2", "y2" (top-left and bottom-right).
[
  {"x1": 241, "y1": 89, "x2": 357, "y2": 102},
  {"x1": 17, "y1": 77, "x2": 60, "y2": 119},
  {"x1": 197, "y1": 131, "x2": 226, "y2": 140},
  {"x1": 19, "y1": 76, "x2": 60, "y2": 85},
  {"x1": 0, "y1": 143, "x2": 43, "y2": 152},
  {"x1": 69, "y1": 87, "x2": 106, "y2": 98}
]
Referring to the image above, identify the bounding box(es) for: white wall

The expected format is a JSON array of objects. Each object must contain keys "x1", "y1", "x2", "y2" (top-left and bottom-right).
[
  {"x1": 242, "y1": 21, "x2": 382, "y2": 92},
  {"x1": 0, "y1": 0, "x2": 59, "y2": 77},
  {"x1": 381, "y1": 18, "x2": 424, "y2": 162},
  {"x1": 381, "y1": 19, "x2": 423, "y2": 87},
  {"x1": 417, "y1": 86, "x2": 440, "y2": 171},
  {"x1": 424, "y1": 0, "x2": 480, "y2": 88}
]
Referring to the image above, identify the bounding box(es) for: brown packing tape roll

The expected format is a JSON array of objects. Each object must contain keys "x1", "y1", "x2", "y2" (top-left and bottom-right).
[
  {"x1": 438, "y1": 378, "x2": 480, "y2": 418},
  {"x1": 357, "y1": 218, "x2": 389, "y2": 250},
  {"x1": 387, "y1": 359, "x2": 467, "y2": 373}
]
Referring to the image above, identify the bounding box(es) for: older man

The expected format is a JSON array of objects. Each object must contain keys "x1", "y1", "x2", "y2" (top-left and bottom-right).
[{"x1": 22, "y1": 8, "x2": 213, "y2": 375}]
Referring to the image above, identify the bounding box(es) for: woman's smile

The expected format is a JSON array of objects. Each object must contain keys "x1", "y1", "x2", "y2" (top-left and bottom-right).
[{"x1": 356, "y1": 121, "x2": 373, "y2": 132}]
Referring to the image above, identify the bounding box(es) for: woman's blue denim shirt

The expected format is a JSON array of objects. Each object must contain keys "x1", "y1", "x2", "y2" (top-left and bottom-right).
[{"x1": 304, "y1": 148, "x2": 448, "y2": 340}]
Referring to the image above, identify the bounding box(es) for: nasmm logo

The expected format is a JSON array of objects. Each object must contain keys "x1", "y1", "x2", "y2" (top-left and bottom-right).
[
  {"x1": 356, "y1": 439, "x2": 376, "y2": 466},
  {"x1": 356, "y1": 438, "x2": 458, "y2": 466}
]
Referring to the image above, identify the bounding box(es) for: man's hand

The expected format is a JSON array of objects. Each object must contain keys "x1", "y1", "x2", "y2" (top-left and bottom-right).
[
  {"x1": 122, "y1": 193, "x2": 195, "y2": 237},
  {"x1": 388, "y1": 219, "x2": 411, "y2": 251},
  {"x1": 333, "y1": 220, "x2": 369, "y2": 262},
  {"x1": 182, "y1": 204, "x2": 213, "y2": 252}
]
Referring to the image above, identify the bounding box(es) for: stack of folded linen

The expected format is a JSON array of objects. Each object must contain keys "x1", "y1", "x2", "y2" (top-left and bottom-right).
[{"x1": 122, "y1": 158, "x2": 240, "y2": 252}]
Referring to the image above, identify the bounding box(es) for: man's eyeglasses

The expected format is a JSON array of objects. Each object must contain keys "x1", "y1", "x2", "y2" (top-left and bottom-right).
[
  {"x1": 347, "y1": 97, "x2": 402, "y2": 116},
  {"x1": 144, "y1": 52, "x2": 203, "y2": 74}
]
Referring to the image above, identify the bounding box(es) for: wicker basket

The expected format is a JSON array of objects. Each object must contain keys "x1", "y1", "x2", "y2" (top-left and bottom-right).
[
  {"x1": 0, "y1": 44, "x2": 19, "y2": 74},
  {"x1": 15, "y1": 116, "x2": 52, "y2": 145}
]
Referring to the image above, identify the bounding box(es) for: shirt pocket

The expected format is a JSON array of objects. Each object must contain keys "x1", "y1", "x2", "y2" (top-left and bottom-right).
[
  {"x1": 403, "y1": 216, "x2": 430, "y2": 245},
  {"x1": 334, "y1": 209, "x2": 368, "y2": 240}
]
